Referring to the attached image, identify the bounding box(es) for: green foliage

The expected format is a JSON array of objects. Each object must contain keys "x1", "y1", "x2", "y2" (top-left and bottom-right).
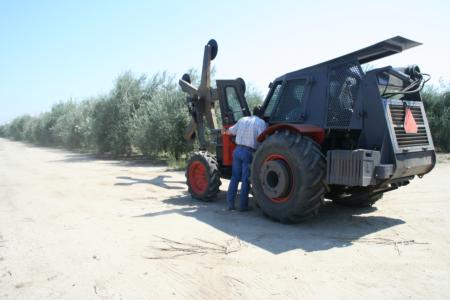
[
  {"x1": 90, "y1": 72, "x2": 145, "y2": 156},
  {"x1": 1, "y1": 71, "x2": 196, "y2": 159},
  {"x1": 50, "y1": 101, "x2": 84, "y2": 148},
  {"x1": 130, "y1": 73, "x2": 193, "y2": 159},
  {"x1": 422, "y1": 86, "x2": 450, "y2": 152},
  {"x1": 245, "y1": 85, "x2": 264, "y2": 111},
  {"x1": 6, "y1": 115, "x2": 34, "y2": 141},
  {"x1": 30, "y1": 112, "x2": 54, "y2": 145}
]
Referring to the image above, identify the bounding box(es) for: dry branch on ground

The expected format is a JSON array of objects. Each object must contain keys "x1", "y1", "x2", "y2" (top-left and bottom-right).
[
  {"x1": 144, "y1": 235, "x2": 243, "y2": 259},
  {"x1": 327, "y1": 236, "x2": 429, "y2": 255}
]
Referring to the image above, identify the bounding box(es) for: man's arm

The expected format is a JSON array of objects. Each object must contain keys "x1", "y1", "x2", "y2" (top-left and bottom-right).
[
  {"x1": 225, "y1": 121, "x2": 239, "y2": 136},
  {"x1": 257, "y1": 119, "x2": 268, "y2": 136}
]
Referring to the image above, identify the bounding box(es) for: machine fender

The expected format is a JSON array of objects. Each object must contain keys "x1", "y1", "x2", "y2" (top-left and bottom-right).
[
  {"x1": 222, "y1": 124, "x2": 236, "y2": 167},
  {"x1": 257, "y1": 124, "x2": 325, "y2": 144}
]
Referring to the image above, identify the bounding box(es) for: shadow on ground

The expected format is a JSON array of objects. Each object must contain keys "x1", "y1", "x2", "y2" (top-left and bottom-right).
[
  {"x1": 115, "y1": 175, "x2": 184, "y2": 189},
  {"x1": 48, "y1": 152, "x2": 166, "y2": 167},
  {"x1": 39, "y1": 147, "x2": 405, "y2": 254},
  {"x1": 48, "y1": 153, "x2": 98, "y2": 163},
  {"x1": 135, "y1": 191, "x2": 405, "y2": 254}
]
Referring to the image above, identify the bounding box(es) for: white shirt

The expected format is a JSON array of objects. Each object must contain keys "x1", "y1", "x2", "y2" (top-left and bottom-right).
[{"x1": 228, "y1": 116, "x2": 267, "y2": 150}]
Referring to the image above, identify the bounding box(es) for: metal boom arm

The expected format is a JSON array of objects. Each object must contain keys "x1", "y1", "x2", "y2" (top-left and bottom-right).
[{"x1": 179, "y1": 39, "x2": 219, "y2": 150}]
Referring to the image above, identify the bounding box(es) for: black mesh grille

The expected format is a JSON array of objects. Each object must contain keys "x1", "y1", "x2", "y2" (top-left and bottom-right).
[
  {"x1": 326, "y1": 63, "x2": 363, "y2": 127},
  {"x1": 389, "y1": 104, "x2": 429, "y2": 148},
  {"x1": 271, "y1": 79, "x2": 305, "y2": 122}
]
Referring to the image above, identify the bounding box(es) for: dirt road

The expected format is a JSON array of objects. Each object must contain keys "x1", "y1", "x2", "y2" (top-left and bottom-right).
[{"x1": 0, "y1": 138, "x2": 449, "y2": 299}]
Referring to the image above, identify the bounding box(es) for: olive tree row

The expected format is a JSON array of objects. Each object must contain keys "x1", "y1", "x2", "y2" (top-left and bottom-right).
[{"x1": 0, "y1": 71, "x2": 264, "y2": 159}]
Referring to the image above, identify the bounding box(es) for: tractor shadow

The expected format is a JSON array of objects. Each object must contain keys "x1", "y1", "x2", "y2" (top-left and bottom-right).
[{"x1": 136, "y1": 191, "x2": 405, "y2": 254}]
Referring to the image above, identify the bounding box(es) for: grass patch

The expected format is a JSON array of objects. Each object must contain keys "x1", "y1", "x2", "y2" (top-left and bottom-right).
[{"x1": 167, "y1": 156, "x2": 188, "y2": 171}]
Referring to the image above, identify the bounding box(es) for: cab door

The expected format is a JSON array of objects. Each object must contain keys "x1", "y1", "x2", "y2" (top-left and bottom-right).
[
  {"x1": 216, "y1": 79, "x2": 250, "y2": 166},
  {"x1": 216, "y1": 79, "x2": 250, "y2": 125}
]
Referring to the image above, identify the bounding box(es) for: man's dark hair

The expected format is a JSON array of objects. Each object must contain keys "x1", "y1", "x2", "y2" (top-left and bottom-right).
[{"x1": 252, "y1": 105, "x2": 263, "y2": 117}]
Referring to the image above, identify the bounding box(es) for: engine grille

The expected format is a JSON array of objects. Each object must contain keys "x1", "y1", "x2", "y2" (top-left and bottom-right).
[{"x1": 389, "y1": 104, "x2": 429, "y2": 148}]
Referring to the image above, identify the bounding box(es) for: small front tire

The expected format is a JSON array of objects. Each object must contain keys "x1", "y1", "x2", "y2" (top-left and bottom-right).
[{"x1": 186, "y1": 151, "x2": 221, "y2": 201}]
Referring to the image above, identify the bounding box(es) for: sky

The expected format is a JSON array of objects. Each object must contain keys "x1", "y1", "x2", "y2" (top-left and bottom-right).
[{"x1": 1, "y1": 0, "x2": 449, "y2": 124}]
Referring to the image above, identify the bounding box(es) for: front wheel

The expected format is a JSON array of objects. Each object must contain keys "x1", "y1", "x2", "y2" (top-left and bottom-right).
[
  {"x1": 186, "y1": 151, "x2": 221, "y2": 201},
  {"x1": 251, "y1": 131, "x2": 326, "y2": 223}
]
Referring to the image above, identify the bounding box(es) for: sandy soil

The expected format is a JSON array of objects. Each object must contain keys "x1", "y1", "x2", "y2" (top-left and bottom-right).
[{"x1": 0, "y1": 138, "x2": 449, "y2": 299}]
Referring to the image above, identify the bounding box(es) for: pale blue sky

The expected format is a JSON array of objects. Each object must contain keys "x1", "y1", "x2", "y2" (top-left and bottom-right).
[{"x1": 1, "y1": 0, "x2": 449, "y2": 124}]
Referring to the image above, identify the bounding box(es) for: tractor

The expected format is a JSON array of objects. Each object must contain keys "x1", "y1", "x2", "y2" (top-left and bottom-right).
[{"x1": 179, "y1": 37, "x2": 436, "y2": 223}]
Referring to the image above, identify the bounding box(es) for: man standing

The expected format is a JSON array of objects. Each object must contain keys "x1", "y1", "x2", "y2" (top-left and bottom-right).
[{"x1": 226, "y1": 106, "x2": 267, "y2": 211}]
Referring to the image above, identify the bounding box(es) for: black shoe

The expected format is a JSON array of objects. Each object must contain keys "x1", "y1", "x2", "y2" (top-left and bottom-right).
[{"x1": 228, "y1": 207, "x2": 236, "y2": 211}]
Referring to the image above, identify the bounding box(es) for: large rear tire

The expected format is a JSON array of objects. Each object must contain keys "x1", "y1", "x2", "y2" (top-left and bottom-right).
[
  {"x1": 251, "y1": 131, "x2": 326, "y2": 223},
  {"x1": 186, "y1": 151, "x2": 221, "y2": 201}
]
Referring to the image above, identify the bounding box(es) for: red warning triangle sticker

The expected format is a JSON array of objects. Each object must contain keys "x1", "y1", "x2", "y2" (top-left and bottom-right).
[{"x1": 404, "y1": 107, "x2": 418, "y2": 134}]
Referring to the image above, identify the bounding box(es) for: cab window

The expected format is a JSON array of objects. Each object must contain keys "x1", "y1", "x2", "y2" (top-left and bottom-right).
[
  {"x1": 263, "y1": 82, "x2": 282, "y2": 117},
  {"x1": 225, "y1": 86, "x2": 244, "y2": 121},
  {"x1": 271, "y1": 79, "x2": 306, "y2": 122}
]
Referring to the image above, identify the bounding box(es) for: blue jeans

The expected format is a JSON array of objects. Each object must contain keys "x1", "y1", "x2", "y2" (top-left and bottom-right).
[{"x1": 227, "y1": 146, "x2": 253, "y2": 210}]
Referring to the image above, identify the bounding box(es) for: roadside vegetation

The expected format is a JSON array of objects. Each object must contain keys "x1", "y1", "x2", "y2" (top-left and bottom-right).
[
  {"x1": 422, "y1": 85, "x2": 450, "y2": 152},
  {"x1": 0, "y1": 75, "x2": 448, "y2": 156},
  {"x1": 0, "y1": 71, "x2": 263, "y2": 160}
]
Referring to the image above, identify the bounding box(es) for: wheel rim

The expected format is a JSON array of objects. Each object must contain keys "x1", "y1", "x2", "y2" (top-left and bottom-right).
[
  {"x1": 260, "y1": 154, "x2": 293, "y2": 203},
  {"x1": 188, "y1": 161, "x2": 208, "y2": 195}
]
